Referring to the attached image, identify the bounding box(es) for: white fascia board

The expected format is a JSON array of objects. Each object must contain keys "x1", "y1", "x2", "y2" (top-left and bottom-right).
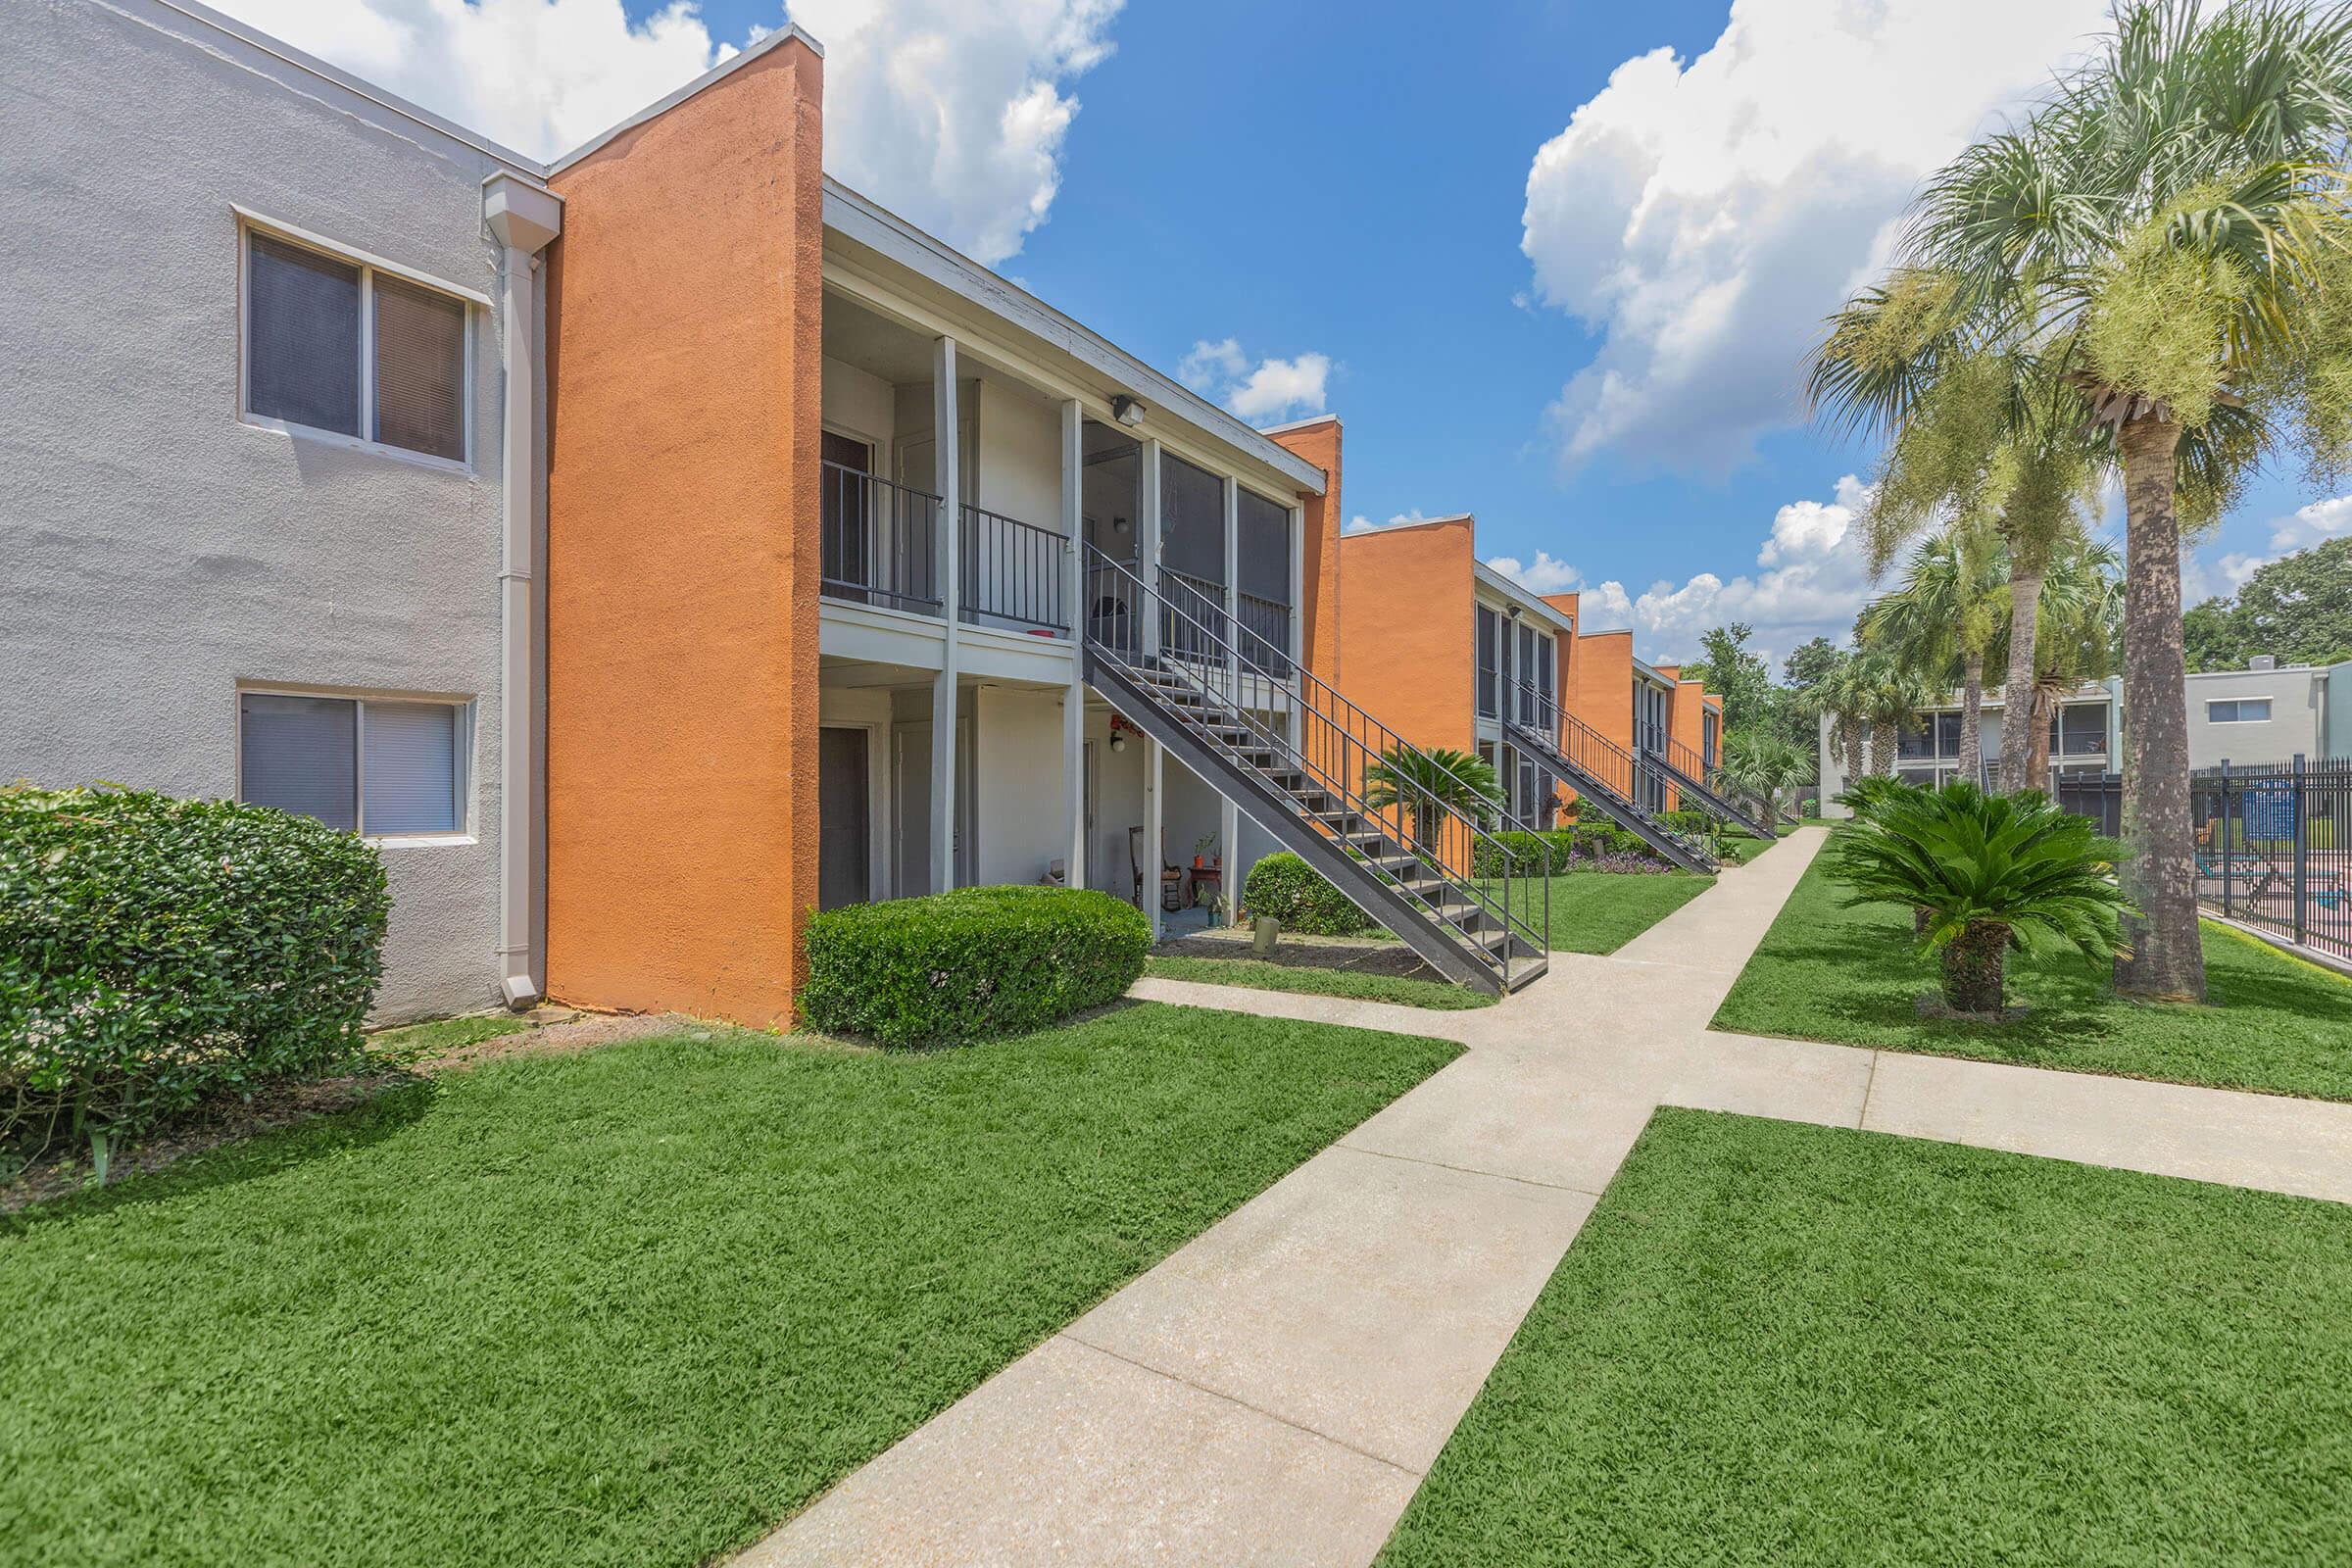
[
  {"x1": 547, "y1": 24, "x2": 824, "y2": 174},
  {"x1": 822, "y1": 178, "x2": 1326, "y2": 498},
  {"x1": 1471, "y1": 561, "x2": 1577, "y2": 635},
  {"x1": 154, "y1": 0, "x2": 545, "y2": 174}
]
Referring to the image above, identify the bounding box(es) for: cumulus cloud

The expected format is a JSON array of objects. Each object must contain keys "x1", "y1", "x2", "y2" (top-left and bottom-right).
[
  {"x1": 2182, "y1": 493, "x2": 2352, "y2": 603},
  {"x1": 1600, "y1": 475, "x2": 1879, "y2": 666},
  {"x1": 1483, "y1": 551, "x2": 1585, "y2": 595},
  {"x1": 1180, "y1": 337, "x2": 1331, "y2": 423},
  {"x1": 1520, "y1": 0, "x2": 2107, "y2": 474},
  {"x1": 212, "y1": 0, "x2": 1121, "y2": 265}
]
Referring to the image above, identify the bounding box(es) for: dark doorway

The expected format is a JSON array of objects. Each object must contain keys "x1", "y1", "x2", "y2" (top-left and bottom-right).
[{"x1": 818, "y1": 726, "x2": 870, "y2": 909}]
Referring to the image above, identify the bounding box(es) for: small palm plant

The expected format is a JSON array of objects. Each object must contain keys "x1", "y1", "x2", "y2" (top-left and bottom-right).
[
  {"x1": 1364, "y1": 745, "x2": 1502, "y2": 846},
  {"x1": 1831, "y1": 780, "x2": 2132, "y2": 1015}
]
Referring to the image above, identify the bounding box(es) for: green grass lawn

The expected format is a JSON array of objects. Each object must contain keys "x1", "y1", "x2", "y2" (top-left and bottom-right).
[
  {"x1": 1711, "y1": 847, "x2": 2352, "y2": 1101},
  {"x1": 1476, "y1": 869, "x2": 1713, "y2": 954},
  {"x1": 1, "y1": 1005, "x2": 1455, "y2": 1568},
  {"x1": 1716, "y1": 825, "x2": 1777, "y2": 864},
  {"x1": 1143, "y1": 953, "x2": 1494, "y2": 1009},
  {"x1": 1381, "y1": 1109, "x2": 2352, "y2": 1566}
]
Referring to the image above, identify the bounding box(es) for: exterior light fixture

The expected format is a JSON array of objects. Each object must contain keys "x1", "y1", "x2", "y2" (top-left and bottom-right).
[
  {"x1": 1111, "y1": 394, "x2": 1146, "y2": 427},
  {"x1": 1108, "y1": 713, "x2": 1133, "y2": 753}
]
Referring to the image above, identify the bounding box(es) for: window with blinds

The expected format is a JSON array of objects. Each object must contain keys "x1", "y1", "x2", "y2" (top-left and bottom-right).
[
  {"x1": 242, "y1": 226, "x2": 467, "y2": 463},
  {"x1": 239, "y1": 691, "x2": 468, "y2": 836}
]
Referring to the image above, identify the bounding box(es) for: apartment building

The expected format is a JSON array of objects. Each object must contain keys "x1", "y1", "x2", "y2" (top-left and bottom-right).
[
  {"x1": 1335, "y1": 520, "x2": 1745, "y2": 871},
  {"x1": 1815, "y1": 657, "x2": 2351, "y2": 811},
  {"x1": 7, "y1": 0, "x2": 1561, "y2": 1015},
  {"x1": 3, "y1": 0, "x2": 562, "y2": 1022}
]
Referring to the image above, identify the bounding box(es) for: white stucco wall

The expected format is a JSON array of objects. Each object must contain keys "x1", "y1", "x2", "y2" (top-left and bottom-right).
[
  {"x1": 1, "y1": 0, "x2": 524, "y2": 1020},
  {"x1": 972, "y1": 381, "x2": 1062, "y2": 533},
  {"x1": 971, "y1": 684, "x2": 1067, "y2": 886},
  {"x1": 820, "y1": 356, "x2": 897, "y2": 454},
  {"x1": 2184, "y1": 666, "x2": 2327, "y2": 767}
]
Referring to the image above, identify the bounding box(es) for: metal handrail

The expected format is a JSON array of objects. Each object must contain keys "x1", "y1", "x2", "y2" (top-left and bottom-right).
[
  {"x1": 1501, "y1": 675, "x2": 1715, "y2": 863},
  {"x1": 1652, "y1": 731, "x2": 1781, "y2": 831},
  {"x1": 1083, "y1": 545, "x2": 1544, "y2": 983},
  {"x1": 959, "y1": 504, "x2": 1069, "y2": 633},
  {"x1": 820, "y1": 460, "x2": 942, "y2": 613},
  {"x1": 1158, "y1": 567, "x2": 1228, "y2": 664}
]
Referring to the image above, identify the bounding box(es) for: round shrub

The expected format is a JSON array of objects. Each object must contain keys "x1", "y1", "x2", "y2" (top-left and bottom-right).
[
  {"x1": 1471, "y1": 829, "x2": 1576, "y2": 878},
  {"x1": 1, "y1": 785, "x2": 389, "y2": 1165},
  {"x1": 800, "y1": 885, "x2": 1149, "y2": 1049},
  {"x1": 1240, "y1": 852, "x2": 1375, "y2": 936}
]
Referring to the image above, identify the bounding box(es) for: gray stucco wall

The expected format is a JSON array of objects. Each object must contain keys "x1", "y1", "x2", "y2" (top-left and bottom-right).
[
  {"x1": 2183, "y1": 666, "x2": 2328, "y2": 769},
  {"x1": 1, "y1": 0, "x2": 523, "y2": 1020}
]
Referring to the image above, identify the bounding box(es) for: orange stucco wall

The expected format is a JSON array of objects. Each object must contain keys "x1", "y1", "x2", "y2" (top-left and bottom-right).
[
  {"x1": 1335, "y1": 518, "x2": 1476, "y2": 755},
  {"x1": 1671, "y1": 680, "x2": 1709, "y2": 759},
  {"x1": 543, "y1": 40, "x2": 824, "y2": 1026},
  {"x1": 1268, "y1": 417, "x2": 1343, "y2": 685}
]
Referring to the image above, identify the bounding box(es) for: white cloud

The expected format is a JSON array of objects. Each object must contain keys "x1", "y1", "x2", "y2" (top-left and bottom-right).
[
  {"x1": 211, "y1": 0, "x2": 1121, "y2": 265},
  {"x1": 2182, "y1": 493, "x2": 2352, "y2": 603},
  {"x1": 1520, "y1": 0, "x2": 2107, "y2": 474},
  {"x1": 1483, "y1": 551, "x2": 1585, "y2": 595},
  {"x1": 1616, "y1": 474, "x2": 1878, "y2": 665},
  {"x1": 1180, "y1": 337, "x2": 1331, "y2": 423}
]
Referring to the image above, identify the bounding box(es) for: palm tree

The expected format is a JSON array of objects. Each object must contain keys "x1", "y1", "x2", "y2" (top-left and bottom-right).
[
  {"x1": 1719, "y1": 729, "x2": 1810, "y2": 816},
  {"x1": 1851, "y1": 653, "x2": 1936, "y2": 778},
  {"x1": 1813, "y1": 652, "x2": 1875, "y2": 783},
  {"x1": 1833, "y1": 780, "x2": 2134, "y2": 1014},
  {"x1": 2021, "y1": 536, "x2": 2125, "y2": 782},
  {"x1": 1363, "y1": 745, "x2": 1503, "y2": 846},
  {"x1": 1861, "y1": 524, "x2": 2010, "y2": 785},
  {"x1": 1823, "y1": 0, "x2": 2352, "y2": 1002}
]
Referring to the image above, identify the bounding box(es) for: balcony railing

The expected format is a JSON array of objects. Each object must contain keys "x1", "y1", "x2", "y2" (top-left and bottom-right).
[
  {"x1": 959, "y1": 505, "x2": 1068, "y2": 634},
  {"x1": 1159, "y1": 567, "x2": 1228, "y2": 665},
  {"x1": 1238, "y1": 589, "x2": 1292, "y2": 678},
  {"x1": 821, "y1": 461, "x2": 941, "y2": 614}
]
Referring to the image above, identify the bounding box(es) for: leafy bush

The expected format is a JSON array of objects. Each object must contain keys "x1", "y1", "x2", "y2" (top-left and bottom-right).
[
  {"x1": 800, "y1": 886, "x2": 1149, "y2": 1048},
  {"x1": 1567, "y1": 820, "x2": 1659, "y2": 861},
  {"x1": 1241, "y1": 852, "x2": 1376, "y2": 936},
  {"x1": 1659, "y1": 808, "x2": 1718, "y2": 838},
  {"x1": 1829, "y1": 780, "x2": 2132, "y2": 1014},
  {"x1": 2, "y1": 785, "x2": 389, "y2": 1169},
  {"x1": 1472, "y1": 830, "x2": 1577, "y2": 878}
]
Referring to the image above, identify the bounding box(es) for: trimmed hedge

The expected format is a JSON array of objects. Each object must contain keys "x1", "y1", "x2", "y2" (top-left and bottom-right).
[
  {"x1": 1, "y1": 785, "x2": 389, "y2": 1165},
  {"x1": 1240, "y1": 852, "x2": 1375, "y2": 936},
  {"x1": 1472, "y1": 830, "x2": 1578, "y2": 878},
  {"x1": 800, "y1": 885, "x2": 1150, "y2": 1048}
]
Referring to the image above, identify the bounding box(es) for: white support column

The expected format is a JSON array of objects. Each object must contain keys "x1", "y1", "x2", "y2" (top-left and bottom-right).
[
  {"x1": 481, "y1": 173, "x2": 563, "y2": 1009},
  {"x1": 931, "y1": 336, "x2": 961, "y2": 893},
  {"x1": 1146, "y1": 737, "x2": 1165, "y2": 941},
  {"x1": 1220, "y1": 474, "x2": 1242, "y2": 923},
  {"x1": 1139, "y1": 438, "x2": 1162, "y2": 660},
  {"x1": 1060, "y1": 398, "x2": 1086, "y2": 889},
  {"x1": 1287, "y1": 503, "x2": 1306, "y2": 750}
]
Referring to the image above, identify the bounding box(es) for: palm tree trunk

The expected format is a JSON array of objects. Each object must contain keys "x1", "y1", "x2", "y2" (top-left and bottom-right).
[
  {"x1": 1941, "y1": 919, "x2": 2010, "y2": 1014},
  {"x1": 1839, "y1": 719, "x2": 1864, "y2": 784},
  {"x1": 1958, "y1": 652, "x2": 1984, "y2": 786},
  {"x1": 2113, "y1": 414, "x2": 2206, "y2": 1003},
  {"x1": 2029, "y1": 684, "x2": 2055, "y2": 787},
  {"x1": 1871, "y1": 719, "x2": 1897, "y2": 777},
  {"x1": 1997, "y1": 560, "x2": 2044, "y2": 792}
]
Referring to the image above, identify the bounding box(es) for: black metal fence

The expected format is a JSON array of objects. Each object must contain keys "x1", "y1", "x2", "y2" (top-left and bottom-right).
[{"x1": 2056, "y1": 760, "x2": 2349, "y2": 960}]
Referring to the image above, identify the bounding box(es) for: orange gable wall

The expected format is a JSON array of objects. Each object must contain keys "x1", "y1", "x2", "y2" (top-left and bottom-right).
[
  {"x1": 1671, "y1": 680, "x2": 1709, "y2": 760},
  {"x1": 1335, "y1": 518, "x2": 1475, "y2": 754},
  {"x1": 543, "y1": 40, "x2": 824, "y2": 1026},
  {"x1": 1266, "y1": 417, "x2": 1343, "y2": 685}
]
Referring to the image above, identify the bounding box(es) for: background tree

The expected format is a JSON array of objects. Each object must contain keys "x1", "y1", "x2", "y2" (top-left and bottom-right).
[
  {"x1": 1825, "y1": 0, "x2": 2352, "y2": 1002},
  {"x1": 1684, "y1": 623, "x2": 1778, "y2": 736},
  {"x1": 2184, "y1": 536, "x2": 2352, "y2": 669},
  {"x1": 2024, "y1": 536, "x2": 2126, "y2": 781}
]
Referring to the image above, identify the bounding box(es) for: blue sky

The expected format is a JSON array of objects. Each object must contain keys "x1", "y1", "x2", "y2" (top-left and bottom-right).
[{"x1": 223, "y1": 0, "x2": 2344, "y2": 668}]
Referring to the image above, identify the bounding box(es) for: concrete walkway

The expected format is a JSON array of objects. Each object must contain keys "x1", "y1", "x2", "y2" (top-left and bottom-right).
[{"x1": 742, "y1": 827, "x2": 2352, "y2": 1566}]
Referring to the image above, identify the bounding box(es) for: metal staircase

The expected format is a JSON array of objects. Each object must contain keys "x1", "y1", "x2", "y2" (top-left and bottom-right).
[
  {"x1": 1497, "y1": 678, "x2": 1718, "y2": 873},
  {"x1": 1082, "y1": 547, "x2": 1548, "y2": 995},
  {"x1": 1644, "y1": 733, "x2": 1783, "y2": 841}
]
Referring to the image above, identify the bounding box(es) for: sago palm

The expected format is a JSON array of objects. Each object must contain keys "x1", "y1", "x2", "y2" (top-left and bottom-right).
[
  {"x1": 1363, "y1": 745, "x2": 1502, "y2": 845},
  {"x1": 1823, "y1": 0, "x2": 2352, "y2": 1003},
  {"x1": 1831, "y1": 780, "x2": 2134, "y2": 1015}
]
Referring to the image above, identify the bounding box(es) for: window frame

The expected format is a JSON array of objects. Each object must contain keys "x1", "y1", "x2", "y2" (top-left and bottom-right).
[
  {"x1": 236, "y1": 212, "x2": 479, "y2": 473},
  {"x1": 235, "y1": 683, "x2": 475, "y2": 845},
  {"x1": 2208, "y1": 697, "x2": 2274, "y2": 724}
]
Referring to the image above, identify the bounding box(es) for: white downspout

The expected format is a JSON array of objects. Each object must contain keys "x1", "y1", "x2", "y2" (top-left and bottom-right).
[{"x1": 483, "y1": 173, "x2": 564, "y2": 1009}]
